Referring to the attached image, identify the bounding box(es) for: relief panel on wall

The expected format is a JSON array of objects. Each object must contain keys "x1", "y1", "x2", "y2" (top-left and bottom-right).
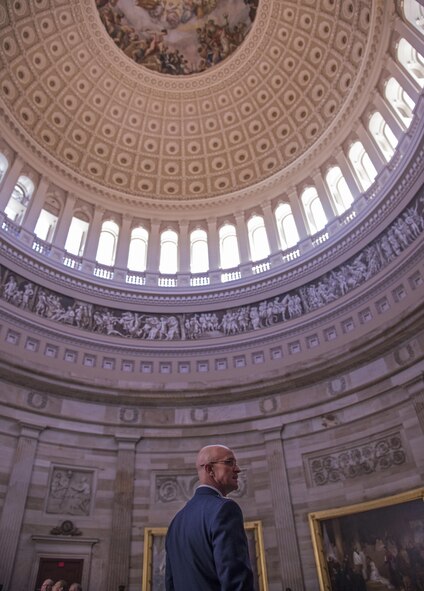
[
  {"x1": 304, "y1": 430, "x2": 406, "y2": 487},
  {"x1": 46, "y1": 466, "x2": 95, "y2": 516},
  {"x1": 155, "y1": 471, "x2": 247, "y2": 502}
]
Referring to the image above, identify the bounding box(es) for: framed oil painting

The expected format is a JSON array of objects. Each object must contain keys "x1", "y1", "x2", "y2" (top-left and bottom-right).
[
  {"x1": 308, "y1": 487, "x2": 424, "y2": 591},
  {"x1": 142, "y1": 520, "x2": 268, "y2": 591}
]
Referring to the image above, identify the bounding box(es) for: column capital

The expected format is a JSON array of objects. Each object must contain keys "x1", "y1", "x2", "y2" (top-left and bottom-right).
[
  {"x1": 262, "y1": 425, "x2": 285, "y2": 442},
  {"x1": 19, "y1": 422, "x2": 47, "y2": 438},
  {"x1": 115, "y1": 434, "x2": 142, "y2": 450}
]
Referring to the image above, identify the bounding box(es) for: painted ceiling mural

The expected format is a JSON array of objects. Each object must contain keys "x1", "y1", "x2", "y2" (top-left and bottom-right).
[{"x1": 96, "y1": 0, "x2": 259, "y2": 75}]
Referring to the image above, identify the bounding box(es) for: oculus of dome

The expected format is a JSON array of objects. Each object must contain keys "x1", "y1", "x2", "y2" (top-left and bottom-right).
[{"x1": 97, "y1": 0, "x2": 259, "y2": 75}]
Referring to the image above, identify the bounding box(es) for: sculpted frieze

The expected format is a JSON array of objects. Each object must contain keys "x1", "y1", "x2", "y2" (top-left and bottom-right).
[
  {"x1": 0, "y1": 197, "x2": 423, "y2": 342},
  {"x1": 307, "y1": 432, "x2": 406, "y2": 487},
  {"x1": 46, "y1": 467, "x2": 94, "y2": 516},
  {"x1": 156, "y1": 472, "x2": 247, "y2": 502}
]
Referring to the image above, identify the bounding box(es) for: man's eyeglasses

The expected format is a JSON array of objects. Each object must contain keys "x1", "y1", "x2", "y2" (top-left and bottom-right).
[{"x1": 201, "y1": 458, "x2": 238, "y2": 467}]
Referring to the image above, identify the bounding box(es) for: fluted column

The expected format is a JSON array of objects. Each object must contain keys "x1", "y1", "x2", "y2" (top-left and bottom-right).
[
  {"x1": 261, "y1": 202, "x2": 282, "y2": 267},
  {"x1": 0, "y1": 423, "x2": 45, "y2": 590},
  {"x1": 412, "y1": 391, "x2": 424, "y2": 434},
  {"x1": 311, "y1": 169, "x2": 337, "y2": 220},
  {"x1": 53, "y1": 193, "x2": 77, "y2": 249},
  {"x1": 263, "y1": 427, "x2": 304, "y2": 590},
  {"x1": 146, "y1": 220, "x2": 161, "y2": 272},
  {"x1": 81, "y1": 206, "x2": 104, "y2": 274},
  {"x1": 355, "y1": 121, "x2": 386, "y2": 170},
  {"x1": 0, "y1": 154, "x2": 24, "y2": 210},
  {"x1": 385, "y1": 59, "x2": 421, "y2": 103},
  {"x1": 206, "y1": 218, "x2": 220, "y2": 270},
  {"x1": 106, "y1": 435, "x2": 140, "y2": 591},
  {"x1": 406, "y1": 372, "x2": 424, "y2": 435},
  {"x1": 394, "y1": 17, "x2": 424, "y2": 55},
  {"x1": 114, "y1": 214, "x2": 133, "y2": 268},
  {"x1": 287, "y1": 189, "x2": 309, "y2": 242},
  {"x1": 206, "y1": 217, "x2": 221, "y2": 283},
  {"x1": 22, "y1": 176, "x2": 49, "y2": 234},
  {"x1": 234, "y1": 212, "x2": 253, "y2": 277},
  {"x1": 178, "y1": 220, "x2": 190, "y2": 273},
  {"x1": 372, "y1": 92, "x2": 405, "y2": 141},
  {"x1": 145, "y1": 220, "x2": 160, "y2": 285},
  {"x1": 83, "y1": 206, "x2": 105, "y2": 261},
  {"x1": 234, "y1": 212, "x2": 251, "y2": 263},
  {"x1": 334, "y1": 148, "x2": 362, "y2": 199}
]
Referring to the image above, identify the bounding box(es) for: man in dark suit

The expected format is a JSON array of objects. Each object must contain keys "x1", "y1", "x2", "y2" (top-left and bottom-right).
[{"x1": 165, "y1": 444, "x2": 254, "y2": 591}]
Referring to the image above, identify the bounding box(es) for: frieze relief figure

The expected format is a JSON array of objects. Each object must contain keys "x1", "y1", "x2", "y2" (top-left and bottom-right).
[
  {"x1": 0, "y1": 197, "x2": 423, "y2": 342},
  {"x1": 46, "y1": 468, "x2": 93, "y2": 516}
]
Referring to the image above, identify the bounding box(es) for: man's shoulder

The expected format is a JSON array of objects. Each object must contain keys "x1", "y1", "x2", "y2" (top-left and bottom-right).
[{"x1": 193, "y1": 488, "x2": 239, "y2": 506}]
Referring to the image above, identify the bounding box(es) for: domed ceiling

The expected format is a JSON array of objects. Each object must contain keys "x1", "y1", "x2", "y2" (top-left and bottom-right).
[
  {"x1": 97, "y1": 0, "x2": 259, "y2": 75},
  {"x1": 0, "y1": 0, "x2": 377, "y2": 206}
]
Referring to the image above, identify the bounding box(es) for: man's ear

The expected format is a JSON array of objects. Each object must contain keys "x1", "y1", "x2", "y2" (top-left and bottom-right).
[{"x1": 204, "y1": 463, "x2": 214, "y2": 475}]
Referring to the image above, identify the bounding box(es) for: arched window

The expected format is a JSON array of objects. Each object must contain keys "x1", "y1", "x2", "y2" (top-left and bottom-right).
[
  {"x1": 325, "y1": 167, "x2": 354, "y2": 214},
  {"x1": 368, "y1": 112, "x2": 398, "y2": 162},
  {"x1": 247, "y1": 215, "x2": 270, "y2": 261},
  {"x1": 128, "y1": 226, "x2": 148, "y2": 272},
  {"x1": 190, "y1": 229, "x2": 209, "y2": 273},
  {"x1": 402, "y1": 0, "x2": 424, "y2": 35},
  {"x1": 96, "y1": 220, "x2": 119, "y2": 266},
  {"x1": 34, "y1": 209, "x2": 58, "y2": 242},
  {"x1": 64, "y1": 214, "x2": 89, "y2": 257},
  {"x1": 4, "y1": 175, "x2": 34, "y2": 224},
  {"x1": 348, "y1": 141, "x2": 377, "y2": 191},
  {"x1": 0, "y1": 153, "x2": 9, "y2": 183},
  {"x1": 159, "y1": 229, "x2": 178, "y2": 274},
  {"x1": 275, "y1": 203, "x2": 299, "y2": 249},
  {"x1": 301, "y1": 187, "x2": 327, "y2": 234},
  {"x1": 397, "y1": 38, "x2": 424, "y2": 88},
  {"x1": 385, "y1": 77, "x2": 415, "y2": 128},
  {"x1": 219, "y1": 224, "x2": 240, "y2": 269}
]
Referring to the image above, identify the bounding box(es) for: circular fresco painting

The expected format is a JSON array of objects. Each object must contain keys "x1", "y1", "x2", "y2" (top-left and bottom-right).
[{"x1": 96, "y1": 0, "x2": 259, "y2": 75}]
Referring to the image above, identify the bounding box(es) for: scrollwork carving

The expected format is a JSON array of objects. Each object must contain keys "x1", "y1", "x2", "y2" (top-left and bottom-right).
[
  {"x1": 155, "y1": 471, "x2": 247, "y2": 502},
  {"x1": 308, "y1": 432, "x2": 406, "y2": 487}
]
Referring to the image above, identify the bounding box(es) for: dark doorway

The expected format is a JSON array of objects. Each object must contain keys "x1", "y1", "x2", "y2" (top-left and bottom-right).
[{"x1": 35, "y1": 558, "x2": 83, "y2": 591}]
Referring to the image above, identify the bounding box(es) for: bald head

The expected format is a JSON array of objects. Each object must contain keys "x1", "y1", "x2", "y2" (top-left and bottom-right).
[
  {"x1": 196, "y1": 444, "x2": 240, "y2": 496},
  {"x1": 196, "y1": 445, "x2": 231, "y2": 474}
]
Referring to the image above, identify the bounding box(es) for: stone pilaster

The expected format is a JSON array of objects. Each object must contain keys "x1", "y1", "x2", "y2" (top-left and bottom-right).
[
  {"x1": 0, "y1": 422, "x2": 45, "y2": 590},
  {"x1": 263, "y1": 427, "x2": 304, "y2": 591},
  {"x1": 106, "y1": 435, "x2": 140, "y2": 591},
  {"x1": 409, "y1": 380, "x2": 424, "y2": 433}
]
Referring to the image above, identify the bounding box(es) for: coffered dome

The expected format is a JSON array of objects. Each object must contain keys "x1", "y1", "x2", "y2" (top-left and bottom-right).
[
  {"x1": 1, "y1": 0, "x2": 380, "y2": 206},
  {"x1": 0, "y1": 0, "x2": 423, "y2": 403}
]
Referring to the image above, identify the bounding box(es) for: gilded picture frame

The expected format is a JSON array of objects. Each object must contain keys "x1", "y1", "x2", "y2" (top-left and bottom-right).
[
  {"x1": 142, "y1": 520, "x2": 268, "y2": 591},
  {"x1": 308, "y1": 487, "x2": 424, "y2": 591}
]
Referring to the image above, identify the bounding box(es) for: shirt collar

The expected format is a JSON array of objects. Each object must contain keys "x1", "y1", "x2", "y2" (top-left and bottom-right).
[{"x1": 196, "y1": 484, "x2": 225, "y2": 497}]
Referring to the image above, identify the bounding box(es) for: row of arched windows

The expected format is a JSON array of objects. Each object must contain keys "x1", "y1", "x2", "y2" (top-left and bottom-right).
[{"x1": 0, "y1": 20, "x2": 423, "y2": 279}]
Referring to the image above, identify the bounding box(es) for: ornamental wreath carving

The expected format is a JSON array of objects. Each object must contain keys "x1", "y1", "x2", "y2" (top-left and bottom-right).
[
  {"x1": 307, "y1": 432, "x2": 406, "y2": 487},
  {"x1": 156, "y1": 472, "x2": 247, "y2": 502}
]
